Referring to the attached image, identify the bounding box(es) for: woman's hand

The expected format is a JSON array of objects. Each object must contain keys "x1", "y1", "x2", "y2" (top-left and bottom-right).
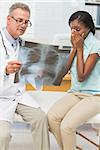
[
  {"x1": 71, "y1": 29, "x2": 84, "y2": 50},
  {"x1": 6, "y1": 60, "x2": 22, "y2": 74}
]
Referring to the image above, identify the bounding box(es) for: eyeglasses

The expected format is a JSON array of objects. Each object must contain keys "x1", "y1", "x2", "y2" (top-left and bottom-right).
[{"x1": 11, "y1": 16, "x2": 32, "y2": 27}]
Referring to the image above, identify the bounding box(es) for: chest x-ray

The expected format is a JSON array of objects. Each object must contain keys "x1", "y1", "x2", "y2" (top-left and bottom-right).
[{"x1": 18, "y1": 42, "x2": 69, "y2": 88}]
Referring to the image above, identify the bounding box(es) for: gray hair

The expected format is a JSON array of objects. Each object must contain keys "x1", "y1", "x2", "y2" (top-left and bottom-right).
[{"x1": 9, "y1": 2, "x2": 30, "y2": 16}]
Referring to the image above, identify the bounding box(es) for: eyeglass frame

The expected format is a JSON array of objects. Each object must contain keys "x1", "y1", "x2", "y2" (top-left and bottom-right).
[{"x1": 10, "y1": 16, "x2": 32, "y2": 27}]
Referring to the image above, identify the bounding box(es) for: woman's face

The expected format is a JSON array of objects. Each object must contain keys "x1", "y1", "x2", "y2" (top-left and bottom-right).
[{"x1": 70, "y1": 19, "x2": 90, "y2": 39}]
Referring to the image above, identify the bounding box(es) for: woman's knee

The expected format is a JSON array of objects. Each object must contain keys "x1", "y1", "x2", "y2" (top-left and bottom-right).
[
  {"x1": 47, "y1": 110, "x2": 60, "y2": 131},
  {"x1": 61, "y1": 121, "x2": 76, "y2": 134}
]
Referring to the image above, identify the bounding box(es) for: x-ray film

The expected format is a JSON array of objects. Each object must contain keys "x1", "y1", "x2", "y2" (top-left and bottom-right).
[{"x1": 17, "y1": 42, "x2": 70, "y2": 87}]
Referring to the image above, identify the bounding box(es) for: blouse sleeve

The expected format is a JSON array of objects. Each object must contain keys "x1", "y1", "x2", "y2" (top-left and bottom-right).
[{"x1": 90, "y1": 40, "x2": 100, "y2": 56}]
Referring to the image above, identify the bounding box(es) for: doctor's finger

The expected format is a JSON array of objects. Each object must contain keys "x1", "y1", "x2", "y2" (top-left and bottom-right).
[
  {"x1": 6, "y1": 67, "x2": 15, "y2": 74},
  {"x1": 8, "y1": 60, "x2": 22, "y2": 65},
  {"x1": 13, "y1": 63, "x2": 21, "y2": 69}
]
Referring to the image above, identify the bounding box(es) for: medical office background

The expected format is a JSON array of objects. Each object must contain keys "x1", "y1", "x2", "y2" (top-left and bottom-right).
[{"x1": 0, "y1": 0, "x2": 100, "y2": 47}]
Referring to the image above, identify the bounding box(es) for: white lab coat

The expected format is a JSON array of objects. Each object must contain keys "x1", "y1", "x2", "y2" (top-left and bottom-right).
[{"x1": 0, "y1": 28, "x2": 39, "y2": 123}]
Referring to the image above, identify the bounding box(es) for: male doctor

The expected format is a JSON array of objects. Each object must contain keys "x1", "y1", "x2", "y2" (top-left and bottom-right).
[{"x1": 0, "y1": 2, "x2": 50, "y2": 150}]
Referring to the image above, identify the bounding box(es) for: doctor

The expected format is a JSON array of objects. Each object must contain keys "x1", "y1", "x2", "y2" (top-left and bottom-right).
[{"x1": 0, "y1": 2, "x2": 50, "y2": 150}]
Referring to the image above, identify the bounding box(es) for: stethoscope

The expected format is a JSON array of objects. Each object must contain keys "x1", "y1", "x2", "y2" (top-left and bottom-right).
[
  {"x1": 0, "y1": 31, "x2": 22, "y2": 59},
  {"x1": 0, "y1": 31, "x2": 9, "y2": 58}
]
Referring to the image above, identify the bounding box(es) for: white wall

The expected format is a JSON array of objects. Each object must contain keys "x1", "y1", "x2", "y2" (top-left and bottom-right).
[
  {"x1": 0, "y1": 0, "x2": 35, "y2": 39},
  {"x1": 31, "y1": 0, "x2": 85, "y2": 44},
  {"x1": 0, "y1": 0, "x2": 100, "y2": 45},
  {"x1": 32, "y1": 1, "x2": 67, "y2": 43},
  {"x1": 0, "y1": 0, "x2": 85, "y2": 44},
  {"x1": 31, "y1": 0, "x2": 100, "y2": 44}
]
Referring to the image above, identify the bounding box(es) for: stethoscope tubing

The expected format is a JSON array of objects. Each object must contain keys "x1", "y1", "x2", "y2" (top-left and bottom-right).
[{"x1": 0, "y1": 31, "x2": 9, "y2": 57}]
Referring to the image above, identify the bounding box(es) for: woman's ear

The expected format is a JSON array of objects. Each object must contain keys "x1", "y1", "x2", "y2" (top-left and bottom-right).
[
  {"x1": 83, "y1": 29, "x2": 90, "y2": 39},
  {"x1": 86, "y1": 29, "x2": 90, "y2": 35}
]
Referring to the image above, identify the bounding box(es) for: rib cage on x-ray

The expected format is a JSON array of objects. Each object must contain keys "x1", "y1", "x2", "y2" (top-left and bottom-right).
[{"x1": 18, "y1": 42, "x2": 69, "y2": 86}]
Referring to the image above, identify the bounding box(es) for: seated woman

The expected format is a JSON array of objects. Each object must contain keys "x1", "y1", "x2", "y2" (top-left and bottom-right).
[{"x1": 47, "y1": 11, "x2": 100, "y2": 150}]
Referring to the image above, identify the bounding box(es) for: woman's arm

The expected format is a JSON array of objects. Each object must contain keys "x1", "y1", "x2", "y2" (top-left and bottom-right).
[
  {"x1": 66, "y1": 47, "x2": 77, "y2": 71},
  {"x1": 65, "y1": 29, "x2": 79, "y2": 72},
  {"x1": 71, "y1": 29, "x2": 100, "y2": 82},
  {"x1": 77, "y1": 51, "x2": 99, "y2": 82},
  {"x1": 72, "y1": 30, "x2": 99, "y2": 81}
]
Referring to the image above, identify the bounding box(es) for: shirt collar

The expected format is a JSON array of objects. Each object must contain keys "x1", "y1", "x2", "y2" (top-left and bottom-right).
[
  {"x1": 3, "y1": 27, "x2": 19, "y2": 45},
  {"x1": 84, "y1": 32, "x2": 94, "y2": 48}
]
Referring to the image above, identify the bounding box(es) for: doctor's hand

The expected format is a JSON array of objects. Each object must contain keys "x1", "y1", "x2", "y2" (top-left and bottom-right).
[{"x1": 6, "y1": 60, "x2": 22, "y2": 75}]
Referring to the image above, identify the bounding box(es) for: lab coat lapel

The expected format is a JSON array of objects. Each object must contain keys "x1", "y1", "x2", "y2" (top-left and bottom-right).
[
  {"x1": 0, "y1": 29, "x2": 20, "y2": 87},
  {"x1": 0, "y1": 29, "x2": 19, "y2": 60}
]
